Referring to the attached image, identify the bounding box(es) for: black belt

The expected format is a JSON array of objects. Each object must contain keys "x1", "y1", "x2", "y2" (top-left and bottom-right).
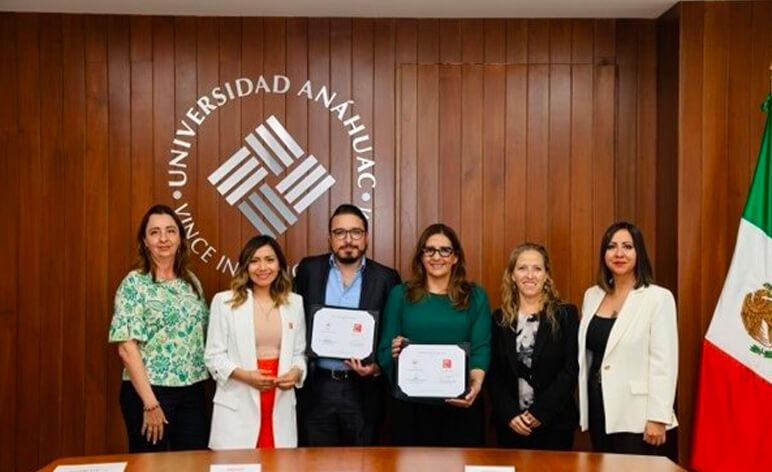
[{"x1": 317, "y1": 367, "x2": 355, "y2": 381}]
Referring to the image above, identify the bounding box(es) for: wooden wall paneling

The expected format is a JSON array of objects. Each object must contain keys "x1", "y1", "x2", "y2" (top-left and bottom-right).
[
  {"x1": 460, "y1": 19, "x2": 483, "y2": 63},
  {"x1": 726, "y1": 2, "x2": 752, "y2": 261},
  {"x1": 525, "y1": 64, "x2": 549, "y2": 244},
  {"x1": 527, "y1": 20, "x2": 550, "y2": 64},
  {"x1": 153, "y1": 17, "x2": 175, "y2": 205},
  {"x1": 307, "y1": 18, "x2": 331, "y2": 256},
  {"x1": 701, "y1": 1, "x2": 731, "y2": 347},
  {"x1": 351, "y1": 18, "x2": 373, "y2": 257},
  {"x1": 615, "y1": 20, "x2": 638, "y2": 223},
  {"x1": 285, "y1": 18, "x2": 309, "y2": 263},
  {"x1": 15, "y1": 14, "x2": 43, "y2": 470},
  {"x1": 397, "y1": 64, "x2": 417, "y2": 276},
  {"x1": 0, "y1": 12, "x2": 18, "y2": 472},
  {"x1": 217, "y1": 18, "x2": 242, "y2": 284},
  {"x1": 328, "y1": 18, "x2": 352, "y2": 211},
  {"x1": 482, "y1": 64, "x2": 506, "y2": 307},
  {"x1": 676, "y1": 1, "x2": 704, "y2": 465},
  {"x1": 105, "y1": 16, "x2": 131, "y2": 454},
  {"x1": 395, "y1": 20, "x2": 416, "y2": 276},
  {"x1": 195, "y1": 18, "x2": 220, "y2": 296},
  {"x1": 239, "y1": 18, "x2": 264, "y2": 250},
  {"x1": 129, "y1": 17, "x2": 154, "y2": 234},
  {"x1": 593, "y1": 19, "x2": 616, "y2": 64},
  {"x1": 372, "y1": 19, "x2": 396, "y2": 266},
  {"x1": 569, "y1": 64, "x2": 595, "y2": 305},
  {"x1": 655, "y1": 5, "x2": 679, "y2": 306},
  {"x1": 37, "y1": 14, "x2": 65, "y2": 465},
  {"x1": 416, "y1": 64, "x2": 439, "y2": 232},
  {"x1": 438, "y1": 64, "x2": 462, "y2": 231},
  {"x1": 749, "y1": 0, "x2": 772, "y2": 174},
  {"x1": 83, "y1": 15, "x2": 109, "y2": 456},
  {"x1": 592, "y1": 64, "x2": 616, "y2": 257},
  {"x1": 61, "y1": 14, "x2": 87, "y2": 458},
  {"x1": 261, "y1": 17, "x2": 287, "y2": 254},
  {"x1": 484, "y1": 19, "x2": 505, "y2": 63},
  {"x1": 174, "y1": 17, "x2": 202, "y2": 285},
  {"x1": 506, "y1": 19, "x2": 527, "y2": 65},
  {"x1": 504, "y1": 64, "x2": 527, "y2": 263},
  {"x1": 636, "y1": 21, "x2": 658, "y2": 266},
  {"x1": 438, "y1": 21, "x2": 461, "y2": 231},
  {"x1": 439, "y1": 19, "x2": 461, "y2": 63},
  {"x1": 549, "y1": 19, "x2": 572, "y2": 64},
  {"x1": 547, "y1": 64, "x2": 572, "y2": 300},
  {"x1": 417, "y1": 19, "x2": 439, "y2": 64},
  {"x1": 460, "y1": 64, "x2": 484, "y2": 281},
  {"x1": 571, "y1": 19, "x2": 594, "y2": 64}
]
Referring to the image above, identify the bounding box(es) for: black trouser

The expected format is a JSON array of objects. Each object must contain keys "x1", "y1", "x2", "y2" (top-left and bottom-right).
[
  {"x1": 390, "y1": 397, "x2": 485, "y2": 447},
  {"x1": 302, "y1": 370, "x2": 369, "y2": 446},
  {"x1": 588, "y1": 372, "x2": 657, "y2": 455},
  {"x1": 496, "y1": 424, "x2": 574, "y2": 451},
  {"x1": 119, "y1": 380, "x2": 209, "y2": 453}
]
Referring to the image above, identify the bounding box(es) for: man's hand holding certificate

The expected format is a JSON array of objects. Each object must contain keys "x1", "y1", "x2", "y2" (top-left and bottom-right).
[
  {"x1": 309, "y1": 306, "x2": 378, "y2": 361},
  {"x1": 395, "y1": 343, "x2": 469, "y2": 400}
]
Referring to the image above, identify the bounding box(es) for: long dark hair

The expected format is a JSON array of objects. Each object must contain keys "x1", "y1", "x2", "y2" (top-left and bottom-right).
[
  {"x1": 135, "y1": 204, "x2": 201, "y2": 298},
  {"x1": 228, "y1": 235, "x2": 293, "y2": 308},
  {"x1": 597, "y1": 221, "x2": 654, "y2": 292},
  {"x1": 405, "y1": 223, "x2": 472, "y2": 310}
]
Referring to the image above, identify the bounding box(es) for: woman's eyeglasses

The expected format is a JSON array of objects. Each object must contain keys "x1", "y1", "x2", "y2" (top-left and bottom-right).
[{"x1": 422, "y1": 246, "x2": 454, "y2": 258}]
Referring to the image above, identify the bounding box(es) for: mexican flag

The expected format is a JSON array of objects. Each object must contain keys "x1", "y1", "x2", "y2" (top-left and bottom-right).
[{"x1": 691, "y1": 95, "x2": 772, "y2": 471}]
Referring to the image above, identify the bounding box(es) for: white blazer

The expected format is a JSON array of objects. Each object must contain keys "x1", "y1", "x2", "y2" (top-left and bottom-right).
[
  {"x1": 578, "y1": 284, "x2": 678, "y2": 434},
  {"x1": 205, "y1": 290, "x2": 307, "y2": 449}
]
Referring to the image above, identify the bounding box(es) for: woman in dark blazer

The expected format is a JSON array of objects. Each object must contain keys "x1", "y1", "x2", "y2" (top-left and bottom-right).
[{"x1": 488, "y1": 243, "x2": 579, "y2": 450}]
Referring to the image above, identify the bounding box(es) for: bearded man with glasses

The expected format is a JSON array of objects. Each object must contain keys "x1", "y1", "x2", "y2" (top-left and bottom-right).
[{"x1": 293, "y1": 204, "x2": 401, "y2": 446}]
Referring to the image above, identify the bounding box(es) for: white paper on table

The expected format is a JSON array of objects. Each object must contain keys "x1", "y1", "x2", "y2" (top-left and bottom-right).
[
  {"x1": 465, "y1": 466, "x2": 516, "y2": 472},
  {"x1": 53, "y1": 463, "x2": 127, "y2": 472},
  {"x1": 310, "y1": 307, "x2": 376, "y2": 359},
  {"x1": 210, "y1": 464, "x2": 262, "y2": 472},
  {"x1": 397, "y1": 344, "x2": 466, "y2": 398}
]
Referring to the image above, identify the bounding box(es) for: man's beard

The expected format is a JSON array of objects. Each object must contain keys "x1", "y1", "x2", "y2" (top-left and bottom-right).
[{"x1": 334, "y1": 245, "x2": 366, "y2": 264}]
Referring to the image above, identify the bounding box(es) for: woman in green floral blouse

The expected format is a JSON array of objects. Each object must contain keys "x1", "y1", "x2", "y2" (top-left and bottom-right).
[{"x1": 109, "y1": 204, "x2": 210, "y2": 452}]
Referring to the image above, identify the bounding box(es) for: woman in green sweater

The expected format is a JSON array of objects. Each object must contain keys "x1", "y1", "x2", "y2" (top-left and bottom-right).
[{"x1": 377, "y1": 223, "x2": 492, "y2": 446}]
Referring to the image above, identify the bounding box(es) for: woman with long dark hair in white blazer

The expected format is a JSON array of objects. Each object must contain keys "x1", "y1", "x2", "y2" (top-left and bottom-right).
[
  {"x1": 578, "y1": 221, "x2": 678, "y2": 454},
  {"x1": 205, "y1": 235, "x2": 307, "y2": 449}
]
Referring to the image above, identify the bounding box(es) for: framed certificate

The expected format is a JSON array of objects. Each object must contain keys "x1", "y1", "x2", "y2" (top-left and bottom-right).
[
  {"x1": 394, "y1": 342, "x2": 469, "y2": 402},
  {"x1": 307, "y1": 305, "x2": 379, "y2": 362}
]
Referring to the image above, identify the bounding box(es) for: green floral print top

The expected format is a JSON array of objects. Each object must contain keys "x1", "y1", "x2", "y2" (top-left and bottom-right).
[{"x1": 109, "y1": 270, "x2": 210, "y2": 386}]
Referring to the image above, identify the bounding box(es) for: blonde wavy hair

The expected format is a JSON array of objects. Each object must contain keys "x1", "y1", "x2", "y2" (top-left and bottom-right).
[
  {"x1": 228, "y1": 235, "x2": 293, "y2": 308},
  {"x1": 499, "y1": 243, "x2": 562, "y2": 335}
]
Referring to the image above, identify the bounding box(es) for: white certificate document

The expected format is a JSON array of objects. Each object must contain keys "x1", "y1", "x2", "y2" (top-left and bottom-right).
[
  {"x1": 210, "y1": 465, "x2": 261, "y2": 472},
  {"x1": 54, "y1": 463, "x2": 127, "y2": 472},
  {"x1": 397, "y1": 344, "x2": 466, "y2": 398},
  {"x1": 310, "y1": 307, "x2": 376, "y2": 359}
]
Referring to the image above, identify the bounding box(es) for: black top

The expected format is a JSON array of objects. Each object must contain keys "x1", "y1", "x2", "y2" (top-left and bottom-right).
[
  {"x1": 488, "y1": 304, "x2": 580, "y2": 431},
  {"x1": 586, "y1": 315, "x2": 616, "y2": 378}
]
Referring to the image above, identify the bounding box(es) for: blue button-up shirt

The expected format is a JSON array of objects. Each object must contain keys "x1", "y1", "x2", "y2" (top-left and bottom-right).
[{"x1": 317, "y1": 254, "x2": 366, "y2": 371}]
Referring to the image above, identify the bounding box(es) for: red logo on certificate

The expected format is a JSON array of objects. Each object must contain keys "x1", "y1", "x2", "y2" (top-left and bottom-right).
[
  {"x1": 442, "y1": 359, "x2": 452, "y2": 369},
  {"x1": 353, "y1": 323, "x2": 362, "y2": 333}
]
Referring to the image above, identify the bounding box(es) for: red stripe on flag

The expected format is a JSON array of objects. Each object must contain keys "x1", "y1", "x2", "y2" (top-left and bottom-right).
[{"x1": 691, "y1": 340, "x2": 772, "y2": 471}]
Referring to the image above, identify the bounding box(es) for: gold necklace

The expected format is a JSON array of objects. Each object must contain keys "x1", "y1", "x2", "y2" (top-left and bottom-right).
[{"x1": 255, "y1": 300, "x2": 276, "y2": 319}]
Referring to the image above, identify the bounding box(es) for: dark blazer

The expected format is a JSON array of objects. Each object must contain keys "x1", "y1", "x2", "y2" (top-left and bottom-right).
[
  {"x1": 293, "y1": 253, "x2": 401, "y2": 431},
  {"x1": 488, "y1": 303, "x2": 579, "y2": 432}
]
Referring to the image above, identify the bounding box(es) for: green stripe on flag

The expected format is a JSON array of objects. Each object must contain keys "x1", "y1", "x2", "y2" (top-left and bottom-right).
[{"x1": 743, "y1": 94, "x2": 772, "y2": 238}]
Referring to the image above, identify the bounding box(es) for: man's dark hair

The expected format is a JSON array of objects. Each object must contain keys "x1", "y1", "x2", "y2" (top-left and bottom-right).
[{"x1": 328, "y1": 204, "x2": 368, "y2": 232}]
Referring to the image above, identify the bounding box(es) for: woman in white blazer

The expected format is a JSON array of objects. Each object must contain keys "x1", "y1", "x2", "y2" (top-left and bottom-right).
[
  {"x1": 205, "y1": 235, "x2": 307, "y2": 450},
  {"x1": 578, "y1": 222, "x2": 678, "y2": 455}
]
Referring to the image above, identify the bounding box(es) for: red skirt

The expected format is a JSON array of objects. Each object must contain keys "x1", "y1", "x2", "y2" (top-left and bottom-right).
[{"x1": 257, "y1": 358, "x2": 279, "y2": 448}]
